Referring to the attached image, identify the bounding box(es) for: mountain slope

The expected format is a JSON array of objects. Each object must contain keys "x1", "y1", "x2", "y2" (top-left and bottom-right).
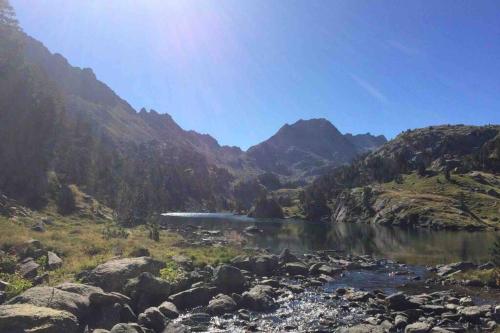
[
  {"x1": 301, "y1": 124, "x2": 500, "y2": 229},
  {"x1": 246, "y1": 119, "x2": 386, "y2": 179}
]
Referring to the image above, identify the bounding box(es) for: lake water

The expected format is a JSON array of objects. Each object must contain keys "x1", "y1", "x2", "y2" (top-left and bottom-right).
[{"x1": 161, "y1": 213, "x2": 499, "y2": 265}]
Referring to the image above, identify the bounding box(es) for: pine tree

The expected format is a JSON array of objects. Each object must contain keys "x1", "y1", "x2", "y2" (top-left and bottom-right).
[{"x1": 0, "y1": 0, "x2": 19, "y2": 30}]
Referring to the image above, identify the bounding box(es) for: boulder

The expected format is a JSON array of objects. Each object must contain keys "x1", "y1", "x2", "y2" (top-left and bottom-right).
[
  {"x1": 158, "y1": 301, "x2": 179, "y2": 319},
  {"x1": 247, "y1": 197, "x2": 284, "y2": 218},
  {"x1": 163, "y1": 322, "x2": 190, "y2": 333},
  {"x1": 404, "y1": 322, "x2": 432, "y2": 333},
  {"x1": 241, "y1": 285, "x2": 276, "y2": 311},
  {"x1": 213, "y1": 265, "x2": 246, "y2": 293},
  {"x1": 279, "y1": 249, "x2": 298, "y2": 264},
  {"x1": 459, "y1": 305, "x2": 490, "y2": 322},
  {"x1": 0, "y1": 304, "x2": 79, "y2": 333},
  {"x1": 124, "y1": 272, "x2": 171, "y2": 312},
  {"x1": 169, "y1": 286, "x2": 215, "y2": 310},
  {"x1": 47, "y1": 251, "x2": 63, "y2": 270},
  {"x1": 386, "y1": 292, "x2": 420, "y2": 311},
  {"x1": 110, "y1": 323, "x2": 145, "y2": 333},
  {"x1": 344, "y1": 291, "x2": 374, "y2": 302},
  {"x1": 338, "y1": 324, "x2": 385, "y2": 333},
  {"x1": 283, "y1": 262, "x2": 308, "y2": 276},
  {"x1": 253, "y1": 255, "x2": 279, "y2": 276},
  {"x1": 31, "y1": 221, "x2": 46, "y2": 232},
  {"x1": 85, "y1": 257, "x2": 165, "y2": 292},
  {"x1": 18, "y1": 258, "x2": 39, "y2": 279},
  {"x1": 56, "y1": 283, "x2": 104, "y2": 298},
  {"x1": 137, "y1": 307, "x2": 167, "y2": 333},
  {"x1": 230, "y1": 256, "x2": 254, "y2": 271},
  {"x1": 7, "y1": 286, "x2": 89, "y2": 320},
  {"x1": 207, "y1": 294, "x2": 237, "y2": 315}
]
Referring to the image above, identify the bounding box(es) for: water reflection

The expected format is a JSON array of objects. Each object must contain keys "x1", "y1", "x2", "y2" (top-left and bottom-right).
[{"x1": 160, "y1": 213, "x2": 498, "y2": 265}]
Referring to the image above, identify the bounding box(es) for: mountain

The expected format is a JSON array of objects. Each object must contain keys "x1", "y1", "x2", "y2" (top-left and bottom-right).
[
  {"x1": 0, "y1": 18, "x2": 385, "y2": 217},
  {"x1": 301, "y1": 124, "x2": 500, "y2": 229},
  {"x1": 246, "y1": 119, "x2": 387, "y2": 179}
]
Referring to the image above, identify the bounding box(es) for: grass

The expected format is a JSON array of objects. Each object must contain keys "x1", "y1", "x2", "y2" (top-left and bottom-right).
[
  {"x1": 0, "y1": 204, "x2": 246, "y2": 291},
  {"x1": 451, "y1": 268, "x2": 499, "y2": 286},
  {"x1": 377, "y1": 171, "x2": 500, "y2": 229}
]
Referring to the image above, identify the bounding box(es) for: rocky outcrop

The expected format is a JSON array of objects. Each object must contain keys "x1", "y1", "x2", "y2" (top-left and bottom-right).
[
  {"x1": 83, "y1": 257, "x2": 165, "y2": 292},
  {"x1": 0, "y1": 304, "x2": 79, "y2": 333},
  {"x1": 247, "y1": 197, "x2": 284, "y2": 219}
]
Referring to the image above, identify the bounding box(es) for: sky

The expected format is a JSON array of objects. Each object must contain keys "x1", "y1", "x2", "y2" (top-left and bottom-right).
[{"x1": 11, "y1": 0, "x2": 500, "y2": 149}]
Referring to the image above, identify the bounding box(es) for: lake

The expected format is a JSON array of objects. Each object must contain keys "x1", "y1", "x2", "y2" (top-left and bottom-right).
[{"x1": 161, "y1": 213, "x2": 499, "y2": 266}]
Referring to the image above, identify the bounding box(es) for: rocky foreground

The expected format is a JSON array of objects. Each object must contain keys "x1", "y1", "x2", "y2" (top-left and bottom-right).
[{"x1": 0, "y1": 248, "x2": 498, "y2": 333}]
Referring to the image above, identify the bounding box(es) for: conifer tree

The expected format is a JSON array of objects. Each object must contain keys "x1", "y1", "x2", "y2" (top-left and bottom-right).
[{"x1": 0, "y1": 0, "x2": 19, "y2": 30}]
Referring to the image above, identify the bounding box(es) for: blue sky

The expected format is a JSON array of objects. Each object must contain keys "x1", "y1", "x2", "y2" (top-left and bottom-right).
[{"x1": 12, "y1": 0, "x2": 500, "y2": 149}]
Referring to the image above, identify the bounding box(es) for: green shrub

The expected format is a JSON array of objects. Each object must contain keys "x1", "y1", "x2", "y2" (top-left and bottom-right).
[
  {"x1": 101, "y1": 224, "x2": 129, "y2": 240},
  {"x1": 159, "y1": 261, "x2": 184, "y2": 283},
  {"x1": 0, "y1": 273, "x2": 32, "y2": 299}
]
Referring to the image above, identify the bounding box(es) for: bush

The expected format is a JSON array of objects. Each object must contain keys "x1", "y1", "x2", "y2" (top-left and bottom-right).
[
  {"x1": 101, "y1": 224, "x2": 129, "y2": 240},
  {"x1": 0, "y1": 273, "x2": 32, "y2": 299},
  {"x1": 159, "y1": 261, "x2": 184, "y2": 283}
]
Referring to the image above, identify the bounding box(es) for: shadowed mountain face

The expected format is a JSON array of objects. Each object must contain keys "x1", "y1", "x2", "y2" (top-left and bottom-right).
[{"x1": 246, "y1": 119, "x2": 387, "y2": 179}]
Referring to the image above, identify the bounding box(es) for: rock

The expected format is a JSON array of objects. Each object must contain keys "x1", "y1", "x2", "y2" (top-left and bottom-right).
[
  {"x1": 283, "y1": 262, "x2": 308, "y2": 276},
  {"x1": 6, "y1": 286, "x2": 88, "y2": 320},
  {"x1": 459, "y1": 305, "x2": 490, "y2": 322},
  {"x1": 88, "y1": 291, "x2": 130, "y2": 306},
  {"x1": 137, "y1": 307, "x2": 167, "y2": 333},
  {"x1": 404, "y1": 322, "x2": 432, "y2": 333},
  {"x1": 47, "y1": 251, "x2": 63, "y2": 270},
  {"x1": 163, "y1": 322, "x2": 190, "y2": 333},
  {"x1": 0, "y1": 304, "x2": 79, "y2": 333},
  {"x1": 317, "y1": 265, "x2": 342, "y2": 276},
  {"x1": 31, "y1": 221, "x2": 46, "y2": 232},
  {"x1": 437, "y1": 262, "x2": 476, "y2": 276},
  {"x1": 338, "y1": 324, "x2": 385, "y2": 332},
  {"x1": 344, "y1": 291, "x2": 373, "y2": 302},
  {"x1": 93, "y1": 329, "x2": 110, "y2": 333},
  {"x1": 230, "y1": 256, "x2": 254, "y2": 271},
  {"x1": 0, "y1": 280, "x2": 9, "y2": 291},
  {"x1": 244, "y1": 226, "x2": 262, "y2": 234},
  {"x1": 386, "y1": 292, "x2": 420, "y2": 311},
  {"x1": 247, "y1": 197, "x2": 284, "y2": 218},
  {"x1": 213, "y1": 265, "x2": 246, "y2": 293},
  {"x1": 241, "y1": 285, "x2": 276, "y2": 311},
  {"x1": 18, "y1": 258, "x2": 40, "y2": 279},
  {"x1": 158, "y1": 301, "x2": 179, "y2": 319},
  {"x1": 459, "y1": 296, "x2": 473, "y2": 306},
  {"x1": 124, "y1": 272, "x2": 171, "y2": 312},
  {"x1": 279, "y1": 248, "x2": 298, "y2": 264},
  {"x1": 253, "y1": 254, "x2": 279, "y2": 276},
  {"x1": 477, "y1": 261, "x2": 495, "y2": 270},
  {"x1": 110, "y1": 323, "x2": 145, "y2": 333},
  {"x1": 394, "y1": 314, "x2": 408, "y2": 329},
  {"x1": 85, "y1": 257, "x2": 165, "y2": 292},
  {"x1": 169, "y1": 287, "x2": 214, "y2": 310},
  {"x1": 129, "y1": 247, "x2": 150, "y2": 257},
  {"x1": 207, "y1": 294, "x2": 237, "y2": 315}
]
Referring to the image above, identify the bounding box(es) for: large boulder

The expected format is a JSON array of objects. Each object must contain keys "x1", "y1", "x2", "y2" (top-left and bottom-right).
[
  {"x1": 55, "y1": 283, "x2": 103, "y2": 298},
  {"x1": 47, "y1": 251, "x2": 63, "y2": 270},
  {"x1": 158, "y1": 301, "x2": 179, "y2": 319},
  {"x1": 241, "y1": 285, "x2": 276, "y2": 311},
  {"x1": 7, "y1": 286, "x2": 89, "y2": 320},
  {"x1": 137, "y1": 307, "x2": 167, "y2": 332},
  {"x1": 207, "y1": 294, "x2": 237, "y2": 315},
  {"x1": 338, "y1": 324, "x2": 385, "y2": 333},
  {"x1": 248, "y1": 197, "x2": 284, "y2": 219},
  {"x1": 386, "y1": 292, "x2": 420, "y2": 311},
  {"x1": 85, "y1": 257, "x2": 165, "y2": 292},
  {"x1": 169, "y1": 286, "x2": 215, "y2": 310},
  {"x1": 124, "y1": 272, "x2": 171, "y2": 312},
  {"x1": 213, "y1": 265, "x2": 246, "y2": 293},
  {"x1": 283, "y1": 262, "x2": 309, "y2": 276},
  {"x1": 0, "y1": 304, "x2": 79, "y2": 333},
  {"x1": 110, "y1": 323, "x2": 146, "y2": 333},
  {"x1": 253, "y1": 255, "x2": 279, "y2": 276}
]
